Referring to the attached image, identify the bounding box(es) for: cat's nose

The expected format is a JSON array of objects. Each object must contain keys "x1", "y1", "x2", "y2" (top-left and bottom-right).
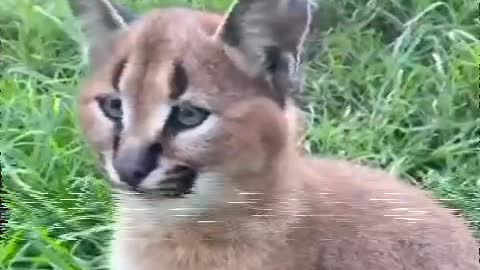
[{"x1": 113, "y1": 143, "x2": 162, "y2": 188}]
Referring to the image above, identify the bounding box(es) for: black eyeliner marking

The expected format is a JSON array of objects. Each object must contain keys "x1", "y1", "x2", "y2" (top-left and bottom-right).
[
  {"x1": 161, "y1": 106, "x2": 210, "y2": 139},
  {"x1": 95, "y1": 95, "x2": 122, "y2": 120},
  {"x1": 162, "y1": 106, "x2": 183, "y2": 138},
  {"x1": 169, "y1": 62, "x2": 188, "y2": 100},
  {"x1": 95, "y1": 95, "x2": 124, "y2": 153},
  {"x1": 95, "y1": 96, "x2": 110, "y2": 116}
]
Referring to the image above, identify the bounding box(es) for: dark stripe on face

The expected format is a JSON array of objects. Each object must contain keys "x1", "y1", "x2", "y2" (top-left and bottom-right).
[
  {"x1": 169, "y1": 62, "x2": 188, "y2": 100},
  {"x1": 112, "y1": 120, "x2": 123, "y2": 154},
  {"x1": 112, "y1": 59, "x2": 127, "y2": 91}
]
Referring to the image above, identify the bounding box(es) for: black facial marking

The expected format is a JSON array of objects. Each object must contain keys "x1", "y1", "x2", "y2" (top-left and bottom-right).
[
  {"x1": 95, "y1": 94, "x2": 124, "y2": 153},
  {"x1": 161, "y1": 105, "x2": 210, "y2": 140},
  {"x1": 160, "y1": 165, "x2": 197, "y2": 196},
  {"x1": 112, "y1": 120, "x2": 123, "y2": 154},
  {"x1": 112, "y1": 59, "x2": 127, "y2": 90},
  {"x1": 169, "y1": 62, "x2": 189, "y2": 100},
  {"x1": 96, "y1": 94, "x2": 123, "y2": 120}
]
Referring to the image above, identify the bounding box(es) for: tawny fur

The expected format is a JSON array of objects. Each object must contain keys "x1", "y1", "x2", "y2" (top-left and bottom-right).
[{"x1": 70, "y1": 1, "x2": 479, "y2": 270}]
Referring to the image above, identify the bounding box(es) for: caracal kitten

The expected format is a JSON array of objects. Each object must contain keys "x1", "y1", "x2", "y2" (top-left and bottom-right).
[{"x1": 68, "y1": 0, "x2": 478, "y2": 269}]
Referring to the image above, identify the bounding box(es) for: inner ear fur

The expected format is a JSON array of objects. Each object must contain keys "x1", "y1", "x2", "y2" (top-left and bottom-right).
[{"x1": 219, "y1": 0, "x2": 316, "y2": 105}]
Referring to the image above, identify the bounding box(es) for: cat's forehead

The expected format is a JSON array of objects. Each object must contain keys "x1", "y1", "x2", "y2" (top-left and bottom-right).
[{"x1": 115, "y1": 10, "x2": 271, "y2": 111}]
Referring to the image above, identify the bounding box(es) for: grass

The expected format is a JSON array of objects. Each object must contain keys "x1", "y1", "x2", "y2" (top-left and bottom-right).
[{"x1": 0, "y1": 0, "x2": 478, "y2": 269}]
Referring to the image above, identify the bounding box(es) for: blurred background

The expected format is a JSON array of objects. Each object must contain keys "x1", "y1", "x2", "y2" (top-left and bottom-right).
[{"x1": 0, "y1": 0, "x2": 478, "y2": 269}]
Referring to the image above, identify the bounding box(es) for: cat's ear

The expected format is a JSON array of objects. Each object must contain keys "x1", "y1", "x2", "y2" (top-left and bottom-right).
[
  {"x1": 67, "y1": 0, "x2": 136, "y2": 66},
  {"x1": 218, "y1": 0, "x2": 316, "y2": 106}
]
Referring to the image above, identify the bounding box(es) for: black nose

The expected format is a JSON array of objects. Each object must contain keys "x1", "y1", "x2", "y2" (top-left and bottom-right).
[{"x1": 113, "y1": 143, "x2": 162, "y2": 188}]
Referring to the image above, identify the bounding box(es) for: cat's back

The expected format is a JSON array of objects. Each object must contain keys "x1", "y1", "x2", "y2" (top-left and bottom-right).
[{"x1": 290, "y1": 157, "x2": 479, "y2": 270}]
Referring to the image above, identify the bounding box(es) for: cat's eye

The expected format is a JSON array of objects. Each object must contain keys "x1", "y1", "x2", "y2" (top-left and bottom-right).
[
  {"x1": 96, "y1": 94, "x2": 123, "y2": 121},
  {"x1": 171, "y1": 105, "x2": 210, "y2": 128}
]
